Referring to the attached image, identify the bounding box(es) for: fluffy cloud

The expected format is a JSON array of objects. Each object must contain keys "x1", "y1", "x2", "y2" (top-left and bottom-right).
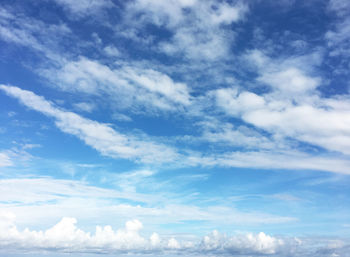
[
  {"x1": 258, "y1": 67, "x2": 321, "y2": 94},
  {"x1": 200, "y1": 230, "x2": 284, "y2": 255},
  {"x1": 215, "y1": 88, "x2": 265, "y2": 116},
  {"x1": 0, "y1": 215, "x2": 147, "y2": 251},
  {"x1": 213, "y1": 50, "x2": 350, "y2": 158},
  {"x1": 0, "y1": 214, "x2": 347, "y2": 256},
  {"x1": 215, "y1": 87, "x2": 350, "y2": 157},
  {"x1": 0, "y1": 214, "x2": 285, "y2": 255}
]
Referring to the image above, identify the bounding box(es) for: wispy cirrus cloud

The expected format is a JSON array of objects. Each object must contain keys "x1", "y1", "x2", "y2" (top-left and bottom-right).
[
  {"x1": 0, "y1": 176, "x2": 296, "y2": 233},
  {"x1": 41, "y1": 58, "x2": 191, "y2": 113},
  {"x1": 0, "y1": 6, "x2": 71, "y2": 62},
  {"x1": 0, "y1": 84, "x2": 179, "y2": 164},
  {"x1": 2, "y1": 84, "x2": 350, "y2": 173},
  {"x1": 52, "y1": 0, "x2": 114, "y2": 17},
  {"x1": 0, "y1": 152, "x2": 12, "y2": 167},
  {"x1": 123, "y1": 0, "x2": 248, "y2": 61}
]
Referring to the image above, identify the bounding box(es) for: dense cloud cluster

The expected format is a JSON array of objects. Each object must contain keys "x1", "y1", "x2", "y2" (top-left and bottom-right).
[{"x1": 1, "y1": 214, "x2": 348, "y2": 257}]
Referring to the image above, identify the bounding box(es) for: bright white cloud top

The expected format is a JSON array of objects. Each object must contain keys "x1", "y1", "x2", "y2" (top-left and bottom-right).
[{"x1": 1, "y1": 0, "x2": 350, "y2": 257}]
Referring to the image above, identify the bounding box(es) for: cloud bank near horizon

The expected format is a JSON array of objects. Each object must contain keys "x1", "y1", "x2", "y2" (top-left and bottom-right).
[{"x1": 1, "y1": 213, "x2": 347, "y2": 257}]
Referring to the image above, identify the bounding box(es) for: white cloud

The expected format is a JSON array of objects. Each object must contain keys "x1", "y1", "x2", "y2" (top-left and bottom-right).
[
  {"x1": 41, "y1": 58, "x2": 191, "y2": 112},
  {"x1": 326, "y1": 0, "x2": 350, "y2": 75},
  {"x1": 0, "y1": 84, "x2": 179, "y2": 164},
  {"x1": 201, "y1": 230, "x2": 284, "y2": 255},
  {"x1": 0, "y1": 152, "x2": 12, "y2": 167},
  {"x1": 118, "y1": 65, "x2": 191, "y2": 106},
  {"x1": 242, "y1": 104, "x2": 350, "y2": 156},
  {"x1": 0, "y1": 146, "x2": 35, "y2": 167},
  {"x1": 187, "y1": 150, "x2": 350, "y2": 174},
  {"x1": 211, "y1": 50, "x2": 350, "y2": 158},
  {"x1": 0, "y1": 7, "x2": 70, "y2": 62},
  {"x1": 258, "y1": 67, "x2": 321, "y2": 94},
  {"x1": 325, "y1": 15, "x2": 350, "y2": 61},
  {"x1": 73, "y1": 102, "x2": 96, "y2": 112},
  {"x1": 195, "y1": 120, "x2": 277, "y2": 150},
  {"x1": 125, "y1": 0, "x2": 248, "y2": 60},
  {"x1": 2, "y1": 84, "x2": 350, "y2": 173},
  {"x1": 0, "y1": 176, "x2": 296, "y2": 233},
  {"x1": 112, "y1": 113, "x2": 132, "y2": 122},
  {"x1": 53, "y1": 0, "x2": 114, "y2": 17},
  {"x1": 167, "y1": 238, "x2": 181, "y2": 249},
  {"x1": 0, "y1": 215, "x2": 147, "y2": 252},
  {"x1": 103, "y1": 45, "x2": 121, "y2": 57},
  {"x1": 328, "y1": 0, "x2": 350, "y2": 17},
  {"x1": 0, "y1": 213, "x2": 286, "y2": 255},
  {"x1": 1, "y1": 214, "x2": 346, "y2": 256},
  {"x1": 215, "y1": 88, "x2": 265, "y2": 116}
]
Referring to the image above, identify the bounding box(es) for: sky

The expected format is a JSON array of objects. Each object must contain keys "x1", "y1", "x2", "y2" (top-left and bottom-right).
[{"x1": 0, "y1": 0, "x2": 350, "y2": 256}]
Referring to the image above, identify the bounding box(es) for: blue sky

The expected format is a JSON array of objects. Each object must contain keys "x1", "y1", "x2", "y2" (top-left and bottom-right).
[{"x1": 0, "y1": 0, "x2": 350, "y2": 256}]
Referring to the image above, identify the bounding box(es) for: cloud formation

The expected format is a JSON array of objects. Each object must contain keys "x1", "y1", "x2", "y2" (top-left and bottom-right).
[
  {"x1": 41, "y1": 58, "x2": 191, "y2": 112},
  {"x1": 125, "y1": 0, "x2": 248, "y2": 60},
  {"x1": 0, "y1": 152, "x2": 12, "y2": 167},
  {"x1": 2, "y1": 84, "x2": 350, "y2": 173},
  {"x1": 53, "y1": 0, "x2": 114, "y2": 17},
  {"x1": 0, "y1": 84, "x2": 179, "y2": 164},
  {"x1": 0, "y1": 177, "x2": 295, "y2": 230},
  {"x1": 214, "y1": 50, "x2": 350, "y2": 158},
  {"x1": 0, "y1": 213, "x2": 298, "y2": 255},
  {"x1": 0, "y1": 214, "x2": 348, "y2": 257}
]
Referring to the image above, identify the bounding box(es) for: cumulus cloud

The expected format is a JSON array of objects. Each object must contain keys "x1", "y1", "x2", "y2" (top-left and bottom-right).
[
  {"x1": 258, "y1": 67, "x2": 321, "y2": 94},
  {"x1": 211, "y1": 50, "x2": 350, "y2": 158},
  {"x1": 0, "y1": 215, "x2": 147, "y2": 252},
  {"x1": 216, "y1": 86, "x2": 350, "y2": 157},
  {"x1": 200, "y1": 230, "x2": 284, "y2": 255},
  {"x1": 0, "y1": 214, "x2": 347, "y2": 256},
  {"x1": 0, "y1": 214, "x2": 286, "y2": 255},
  {"x1": 215, "y1": 88, "x2": 265, "y2": 116}
]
